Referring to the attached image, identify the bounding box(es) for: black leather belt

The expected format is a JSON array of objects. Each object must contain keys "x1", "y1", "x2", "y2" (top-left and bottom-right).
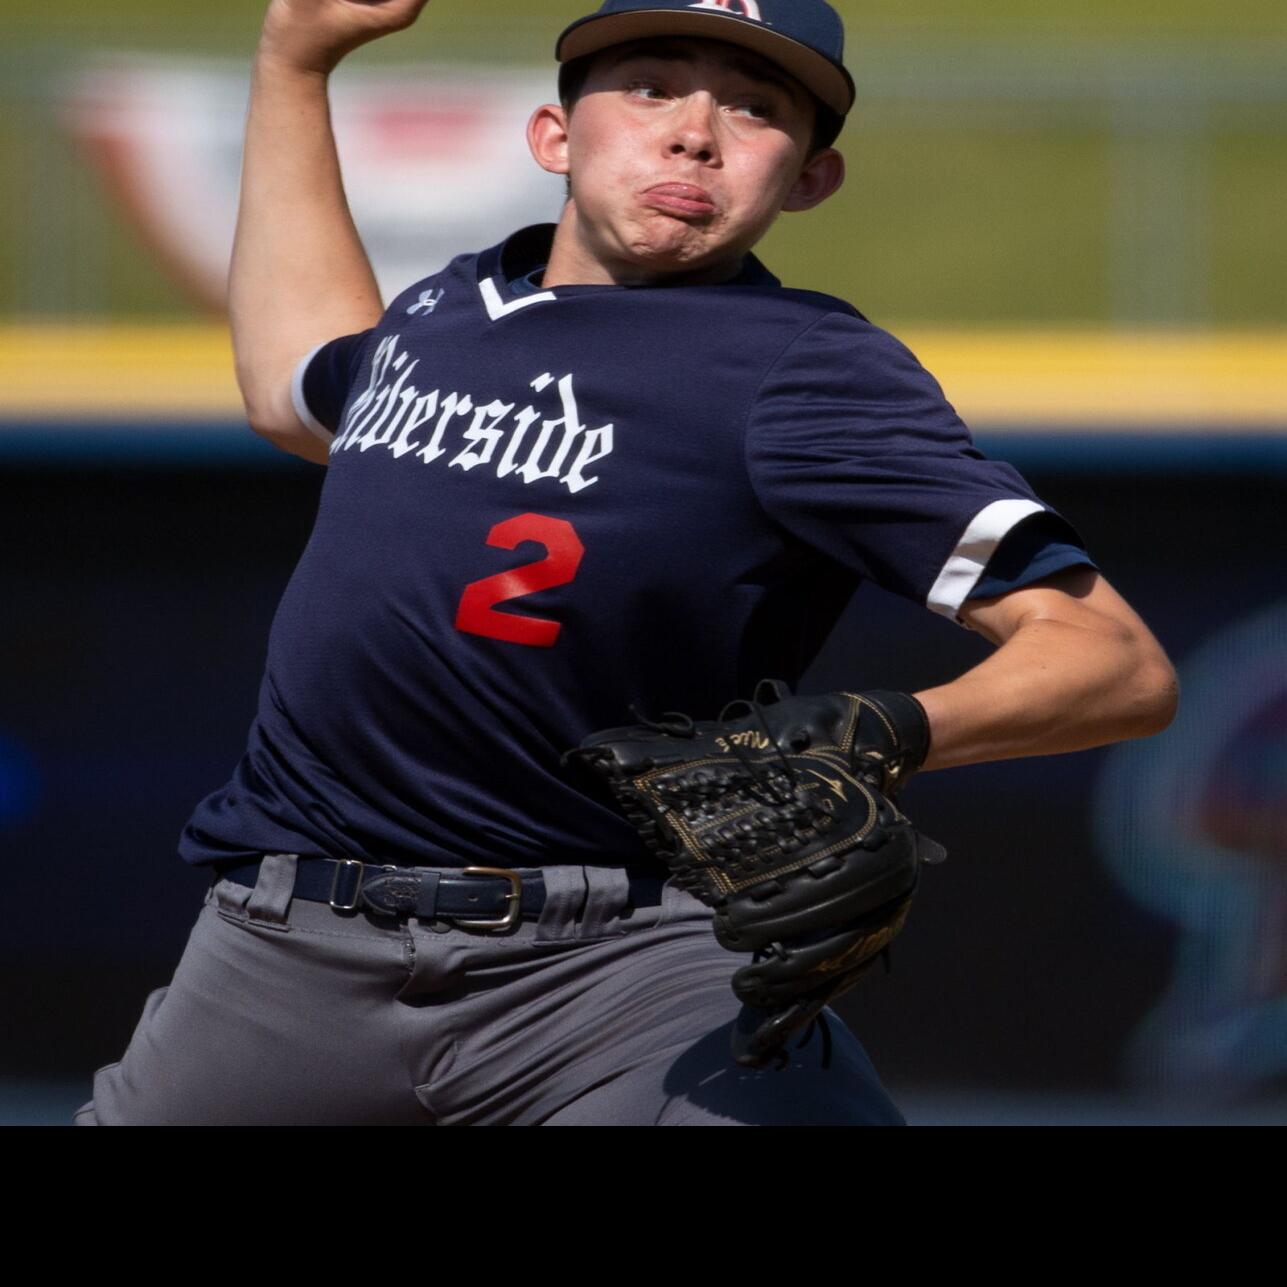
[{"x1": 214, "y1": 856, "x2": 666, "y2": 932}]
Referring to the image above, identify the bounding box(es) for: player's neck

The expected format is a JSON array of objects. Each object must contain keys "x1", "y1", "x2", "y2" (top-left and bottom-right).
[{"x1": 542, "y1": 202, "x2": 747, "y2": 289}]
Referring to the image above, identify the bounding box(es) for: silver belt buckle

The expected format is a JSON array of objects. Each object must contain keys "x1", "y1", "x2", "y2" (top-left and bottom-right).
[
  {"x1": 328, "y1": 858, "x2": 366, "y2": 911},
  {"x1": 451, "y1": 866, "x2": 523, "y2": 932}
]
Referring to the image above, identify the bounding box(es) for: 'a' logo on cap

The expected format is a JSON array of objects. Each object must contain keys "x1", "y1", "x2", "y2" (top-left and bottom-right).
[{"x1": 688, "y1": 0, "x2": 764, "y2": 22}]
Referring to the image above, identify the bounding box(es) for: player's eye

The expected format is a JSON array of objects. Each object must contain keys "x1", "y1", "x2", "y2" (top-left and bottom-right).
[
  {"x1": 627, "y1": 79, "x2": 670, "y2": 101},
  {"x1": 731, "y1": 100, "x2": 775, "y2": 120}
]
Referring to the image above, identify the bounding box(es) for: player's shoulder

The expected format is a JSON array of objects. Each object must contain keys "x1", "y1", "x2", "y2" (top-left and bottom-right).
[
  {"x1": 784, "y1": 295, "x2": 918, "y2": 354},
  {"x1": 714, "y1": 261, "x2": 866, "y2": 329},
  {"x1": 749, "y1": 289, "x2": 945, "y2": 397},
  {"x1": 678, "y1": 268, "x2": 923, "y2": 376},
  {"x1": 758, "y1": 284, "x2": 867, "y2": 324},
  {"x1": 738, "y1": 280, "x2": 927, "y2": 366}
]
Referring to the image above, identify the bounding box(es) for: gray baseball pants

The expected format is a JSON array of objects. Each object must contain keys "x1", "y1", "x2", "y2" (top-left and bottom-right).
[{"x1": 74, "y1": 853, "x2": 905, "y2": 1125}]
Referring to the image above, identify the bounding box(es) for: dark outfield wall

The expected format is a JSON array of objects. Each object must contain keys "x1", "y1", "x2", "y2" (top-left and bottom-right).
[{"x1": 3, "y1": 453, "x2": 1283, "y2": 1100}]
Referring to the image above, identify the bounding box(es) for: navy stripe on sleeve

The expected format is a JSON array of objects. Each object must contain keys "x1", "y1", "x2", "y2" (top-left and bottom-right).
[{"x1": 967, "y1": 511, "x2": 1097, "y2": 600}]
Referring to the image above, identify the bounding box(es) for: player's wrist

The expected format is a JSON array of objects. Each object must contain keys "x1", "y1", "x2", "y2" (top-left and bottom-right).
[
  {"x1": 257, "y1": 9, "x2": 363, "y2": 78},
  {"x1": 840, "y1": 689, "x2": 932, "y2": 786},
  {"x1": 253, "y1": 37, "x2": 340, "y2": 83}
]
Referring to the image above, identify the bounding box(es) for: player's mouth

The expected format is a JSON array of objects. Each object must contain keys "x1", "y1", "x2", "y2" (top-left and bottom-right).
[{"x1": 642, "y1": 184, "x2": 718, "y2": 218}]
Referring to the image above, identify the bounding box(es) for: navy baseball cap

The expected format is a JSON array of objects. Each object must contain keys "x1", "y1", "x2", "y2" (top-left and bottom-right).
[{"x1": 556, "y1": 0, "x2": 856, "y2": 118}]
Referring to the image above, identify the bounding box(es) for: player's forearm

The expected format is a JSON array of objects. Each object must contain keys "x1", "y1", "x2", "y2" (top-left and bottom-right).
[
  {"x1": 912, "y1": 616, "x2": 1179, "y2": 772},
  {"x1": 228, "y1": 47, "x2": 384, "y2": 454}
]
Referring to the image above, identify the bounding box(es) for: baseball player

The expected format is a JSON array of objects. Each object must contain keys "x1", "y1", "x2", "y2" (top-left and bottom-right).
[{"x1": 74, "y1": 0, "x2": 1178, "y2": 1125}]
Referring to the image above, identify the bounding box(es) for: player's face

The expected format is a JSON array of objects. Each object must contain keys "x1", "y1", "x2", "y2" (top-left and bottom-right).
[{"x1": 533, "y1": 38, "x2": 843, "y2": 283}]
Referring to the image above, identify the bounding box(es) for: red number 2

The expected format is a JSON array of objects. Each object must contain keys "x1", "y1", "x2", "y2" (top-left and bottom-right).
[{"x1": 454, "y1": 513, "x2": 585, "y2": 648}]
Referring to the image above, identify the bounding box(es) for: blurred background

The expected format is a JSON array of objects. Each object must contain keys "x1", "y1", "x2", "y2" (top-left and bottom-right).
[{"x1": 2, "y1": 0, "x2": 1284, "y2": 1125}]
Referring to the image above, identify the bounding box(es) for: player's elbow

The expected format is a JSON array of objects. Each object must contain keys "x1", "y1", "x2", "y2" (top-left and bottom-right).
[
  {"x1": 244, "y1": 398, "x2": 296, "y2": 444},
  {"x1": 1050, "y1": 596, "x2": 1179, "y2": 743},
  {"x1": 244, "y1": 400, "x2": 293, "y2": 444},
  {"x1": 240, "y1": 378, "x2": 333, "y2": 465},
  {"x1": 1115, "y1": 640, "x2": 1180, "y2": 740},
  {"x1": 244, "y1": 404, "x2": 331, "y2": 466}
]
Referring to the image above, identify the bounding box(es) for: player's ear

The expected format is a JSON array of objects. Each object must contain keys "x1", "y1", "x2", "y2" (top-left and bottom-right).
[
  {"x1": 781, "y1": 147, "x2": 845, "y2": 213},
  {"x1": 528, "y1": 103, "x2": 572, "y2": 176}
]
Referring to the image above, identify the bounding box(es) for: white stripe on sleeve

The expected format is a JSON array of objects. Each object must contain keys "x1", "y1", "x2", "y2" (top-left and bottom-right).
[
  {"x1": 926, "y1": 498, "x2": 1046, "y2": 620},
  {"x1": 289, "y1": 342, "x2": 334, "y2": 444}
]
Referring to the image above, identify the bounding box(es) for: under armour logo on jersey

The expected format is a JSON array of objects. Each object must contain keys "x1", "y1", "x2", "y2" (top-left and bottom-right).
[
  {"x1": 406, "y1": 289, "x2": 446, "y2": 316},
  {"x1": 689, "y1": 0, "x2": 764, "y2": 21}
]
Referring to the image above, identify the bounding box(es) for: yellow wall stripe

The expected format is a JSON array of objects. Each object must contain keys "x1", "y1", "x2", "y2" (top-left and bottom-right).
[
  {"x1": 1, "y1": 324, "x2": 1284, "y2": 429},
  {"x1": 0, "y1": 325, "x2": 239, "y2": 418},
  {"x1": 905, "y1": 330, "x2": 1287, "y2": 431}
]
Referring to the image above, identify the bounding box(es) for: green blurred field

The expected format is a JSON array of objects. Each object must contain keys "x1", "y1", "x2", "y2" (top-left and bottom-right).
[{"x1": 1, "y1": 0, "x2": 1283, "y2": 324}]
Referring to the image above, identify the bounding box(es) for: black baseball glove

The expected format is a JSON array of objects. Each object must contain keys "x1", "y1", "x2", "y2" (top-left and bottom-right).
[{"x1": 566, "y1": 680, "x2": 946, "y2": 1070}]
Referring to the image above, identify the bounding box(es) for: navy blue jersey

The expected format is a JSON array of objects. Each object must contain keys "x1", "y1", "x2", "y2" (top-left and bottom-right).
[{"x1": 181, "y1": 224, "x2": 1092, "y2": 869}]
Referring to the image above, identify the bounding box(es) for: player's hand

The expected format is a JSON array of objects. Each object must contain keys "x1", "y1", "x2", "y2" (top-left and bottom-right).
[{"x1": 260, "y1": 0, "x2": 433, "y2": 76}]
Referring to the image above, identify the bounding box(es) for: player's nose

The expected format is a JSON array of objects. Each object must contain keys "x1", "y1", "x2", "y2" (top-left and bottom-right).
[{"x1": 665, "y1": 92, "x2": 721, "y2": 163}]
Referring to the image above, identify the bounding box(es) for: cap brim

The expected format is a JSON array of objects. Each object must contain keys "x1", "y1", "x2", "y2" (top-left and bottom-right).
[{"x1": 556, "y1": 9, "x2": 854, "y2": 118}]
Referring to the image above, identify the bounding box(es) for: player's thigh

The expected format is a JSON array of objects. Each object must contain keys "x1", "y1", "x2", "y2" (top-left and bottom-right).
[
  {"x1": 75, "y1": 882, "x2": 421, "y2": 1126},
  {"x1": 544, "y1": 1010, "x2": 904, "y2": 1126},
  {"x1": 541, "y1": 917, "x2": 905, "y2": 1126}
]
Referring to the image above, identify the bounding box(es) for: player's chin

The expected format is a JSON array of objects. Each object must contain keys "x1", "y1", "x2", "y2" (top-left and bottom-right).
[{"x1": 626, "y1": 220, "x2": 739, "y2": 271}]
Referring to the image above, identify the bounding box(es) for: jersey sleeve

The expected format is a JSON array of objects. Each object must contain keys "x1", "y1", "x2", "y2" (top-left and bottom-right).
[
  {"x1": 967, "y1": 511, "x2": 1097, "y2": 601},
  {"x1": 744, "y1": 313, "x2": 1090, "y2": 622},
  {"x1": 289, "y1": 330, "x2": 376, "y2": 443}
]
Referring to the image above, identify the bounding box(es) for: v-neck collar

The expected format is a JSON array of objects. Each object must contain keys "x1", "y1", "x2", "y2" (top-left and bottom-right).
[{"x1": 474, "y1": 223, "x2": 782, "y2": 322}]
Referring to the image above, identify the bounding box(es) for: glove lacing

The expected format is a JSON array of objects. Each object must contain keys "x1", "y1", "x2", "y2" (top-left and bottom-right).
[
  {"x1": 716, "y1": 694, "x2": 801, "y2": 807},
  {"x1": 715, "y1": 689, "x2": 833, "y2": 839},
  {"x1": 626, "y1": 703, "x2": 698, "y2": 738}
]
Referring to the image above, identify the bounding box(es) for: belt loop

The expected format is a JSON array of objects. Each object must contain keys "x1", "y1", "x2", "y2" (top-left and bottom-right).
[
  {"x1": 535, "y1": 866, "x2": 588, "y2": 941},
  {"x1": 580, "y1": 866, "x2": 631, "y2": 937},
  {"x1": 247, "y1": 853, "x2": 299, "y2": 926},
  {"x1": 213, "y1": 870, "x2": 252, "y2": 918}
]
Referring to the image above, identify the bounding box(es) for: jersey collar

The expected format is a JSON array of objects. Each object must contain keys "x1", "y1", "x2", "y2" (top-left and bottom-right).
[{"x1": 474, "y1": 223, "x2": 782, "y2": 321}]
